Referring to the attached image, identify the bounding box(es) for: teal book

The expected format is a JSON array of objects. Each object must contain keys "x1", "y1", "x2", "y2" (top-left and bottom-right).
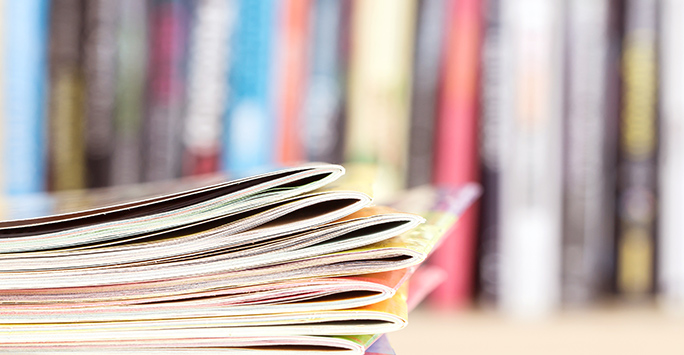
[{"x1": 223, "y1": 0, "x2": 277, "y2": 177}]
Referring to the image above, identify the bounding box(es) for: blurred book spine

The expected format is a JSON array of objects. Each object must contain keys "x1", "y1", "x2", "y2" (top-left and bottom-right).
[
  {"x1": 406, "y1": 0, "x2": 446, "y2": 188},
  {"x1": 223, "y1": 0, "x2": 276, "y2": 176},
  {"x1": 48, "y1": 0, "x2": 86, "y2": 191},
  {"x1": 302, "y1": 0, "x2": 347, "y2": 164},
  {"x1": 275, "y1": 0, "x2": 311, "y2": 165},
  {"x1": 616, "y1": 0, "x2": 658, "y2": 298},
  {"x1": 477, "y1": 0, "x2": 501, "y2": 305},
  {"x1": 430, "y1": 0, "x2": 482, "y2": 308},
  {"x1": 561, "y1": 0, "x2": 616, "y2": 305},
  {"x1": 345, "y1": 0, "x2": 417, "y2": 200},
  {"x1": 182, "y1": 0, "x2": 233, "y2": 176},
  {"x1": 143, "y1": 0, "x2": 190, "y2": 182},
  {"x1": 659, "y1": 0, "x2": 684, "y2": 310},
  {"x1": 111, "y1": 0, "x2": 147, "y2": 186},
  {"x1": 499, "y1": 0, "x2": 564, "y2": 316},
  {"x1": 83, "y1": 0, "x2": 119, "y2": 188},
  {"x1": 4, "y1": 0, "x2": 49, "y2": 195},
  {"x1": 0, "y1": 0, "x2": 4, "y2": 202}
]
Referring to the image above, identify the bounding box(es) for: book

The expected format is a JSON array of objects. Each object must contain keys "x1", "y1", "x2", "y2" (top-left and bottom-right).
[
  {"x1": 477, "y1": 0, "x2": 502, "y2": 305},
  {"x1": 659, "y1": 0, "x2": 684, "y2": 311},
  {"x1": 561, "y1": 0, "x2": 617, "y2": 305},
  {"x1": 3, "y1": 0, "x2": 49, "y2": 195},
  {"x1": 301, "y1": 0, "x2": 348, "y2": 164},
  {"x1": 406, "y1": 0, "x2": 446, "y2": 188},
  {"x1": 616, "y1": 0, "x2": 658, "y2": 299},
  {"x1": 0, "y1": 0, "x2": 4, "y2": 206},
  {"x1": 365, "y1": 335, "x2": 396, "y2": 355},
  {"x1": 498, "y1": 0, "x2": 564, "y2": 316},
  {"x1": 274, "y1": 0, "x2": 312, "y2": 165},
  {"x1": 47, "y1": 0, "x2": 87, "y2": 191},
  {"x1": 111, "y1": 0, "x2": 147, "y2": 186},
  {"x1": 143, "y1": 0, "x2": 191, "y2": 182},
  {"x1": 83, "y1": 0, "x2": 120, "y2": 188},
  {"x1": 0, "y1": 163, "x2": 480, "y2": 353},
  {"x1": 345, "y1": 0, "x2": 417, "y2": 200},
  {"x1": 223, "y1": 0, "x2": 277, "y2": 176},
  {"x1": 182, "y1": 0, "x2": 235, "y2": 176},
  {"x1": 429, "y1": 0, "x2": 482, "y2": 308}
]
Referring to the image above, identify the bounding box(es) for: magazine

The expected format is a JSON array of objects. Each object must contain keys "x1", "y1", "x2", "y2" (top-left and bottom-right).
[{"x1": 0, "y1": 163, "x2": 479, "y2": 353}]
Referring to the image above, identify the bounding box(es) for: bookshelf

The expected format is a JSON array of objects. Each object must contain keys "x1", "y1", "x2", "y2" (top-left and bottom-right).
[{"x1": 2, "y1": 0, "x2": 684, "y2": 352}]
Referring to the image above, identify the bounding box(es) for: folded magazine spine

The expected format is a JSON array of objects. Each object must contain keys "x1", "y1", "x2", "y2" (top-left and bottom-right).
[{"x1": 0, "y1": 164, "x2": 479, "y2": 353}]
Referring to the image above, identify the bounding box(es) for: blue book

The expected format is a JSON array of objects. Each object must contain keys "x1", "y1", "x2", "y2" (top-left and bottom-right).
[
  {"x1": 223, "y1": 0, "x2": 276, "y2": 176},
  {"x1": 4, "y1": 0, "x2": 49, "y2": 195}
]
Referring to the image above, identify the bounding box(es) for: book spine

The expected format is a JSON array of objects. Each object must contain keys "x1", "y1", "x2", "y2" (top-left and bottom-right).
[
  {"x1": 144, "y1": 0, "x2": 190, "y2": 182},
  {"x1": 659, "y1": 0, "x2": 684, "y2": 310},
  {"x1": 616, "y1": 0, "x2": 658, "y2": 298},
  {"x1": 182, "y1": 0, "x2": 234, "y2": 176},
  {"x1": 498, "y1": 0, "x2": 564, "y2": 316},
  {"x1": 275, "y1": 0, "x2": 311, "y2": 165},
  {"x1": 4, "y1": 0, "x2": 49, "y2": 195},
  {"x1": 48, "y1": 0, "x2": 87, "y2": 191},
  {"x1": 301, "y1": 0, "x2": 346, "y2": 164},
  {"x1": 223, "y1": 0, "x2": 276, "y2": 176},
  {"x1": 429, "y1": 0, "x2": 483, "y2": 308},
  {"x1": 477, "y1": 0, "x2": 501, "y2": 305},
  {"x1": 406, "y1": 0, "x2": 446, "y2": 188},
  {"x1": 0, "y1": 0, "x2": 5, "y2": 199},
  {"x1": 562, "y1": 0, "x2": 615, "y2": 305},
  {"x1": 111, "y1": 0, "x2": 147, "y2": 186},
  {"x1": 345, "y1": 0, "x2": 417, "y2": 199},
  {"x1": 83, "y1": 0, "x2": 120, "y2": 188}
]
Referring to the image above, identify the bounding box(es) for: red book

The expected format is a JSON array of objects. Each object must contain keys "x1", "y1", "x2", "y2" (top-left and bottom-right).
[
  {"x1": 430, "y1": 0, "x2": 482, "y2": 308},
  {"x1": 275, "y1": 0, "x2": 311, "y2": 164}
]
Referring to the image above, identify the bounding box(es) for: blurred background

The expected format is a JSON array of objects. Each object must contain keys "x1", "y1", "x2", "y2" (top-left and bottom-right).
[{"x1": 2, "y1": 0, "x2": 684, "y2": 352}]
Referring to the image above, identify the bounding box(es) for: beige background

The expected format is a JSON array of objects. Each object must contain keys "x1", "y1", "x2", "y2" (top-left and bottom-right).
[{"x1": 388, "y1": 307, "x2": 684, "y2": 355}]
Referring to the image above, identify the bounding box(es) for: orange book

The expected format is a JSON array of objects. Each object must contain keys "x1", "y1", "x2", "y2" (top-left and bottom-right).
[{"x1": 275, "y1": 0, "x2": 311, "y2": 164}]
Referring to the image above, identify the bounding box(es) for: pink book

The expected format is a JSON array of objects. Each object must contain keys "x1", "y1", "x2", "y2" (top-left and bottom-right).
[{"x1": 429, "y1": 0, "x2": 482, "y2": 308}]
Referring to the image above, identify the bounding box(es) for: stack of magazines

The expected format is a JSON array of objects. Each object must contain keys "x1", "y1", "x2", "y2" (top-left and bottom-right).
[{"x1": 0, "y1": 163, "x2": 478, "y2": 354}]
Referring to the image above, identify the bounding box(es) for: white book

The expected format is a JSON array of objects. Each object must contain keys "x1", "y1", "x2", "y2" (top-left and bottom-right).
[
  {"x1": 183, "y1": 0, "x2": 234, "y2": 163},
  {"x1": 0, "y1": 0, "x2": 4, "y2": 216},
  {"x1": 498, "y1": 0, "x2": 564, "y2": 317},
  {"x1": 659, "y1": 0, "x2": 684, "y2": 312}
]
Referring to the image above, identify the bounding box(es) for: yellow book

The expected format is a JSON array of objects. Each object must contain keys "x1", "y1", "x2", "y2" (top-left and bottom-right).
[
  {"x1": 48, "y1": 0, "x2": 86, "y2": 191},
  {"x1": 345, "y1": 0, "x2": 417, "y2": 200}
]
